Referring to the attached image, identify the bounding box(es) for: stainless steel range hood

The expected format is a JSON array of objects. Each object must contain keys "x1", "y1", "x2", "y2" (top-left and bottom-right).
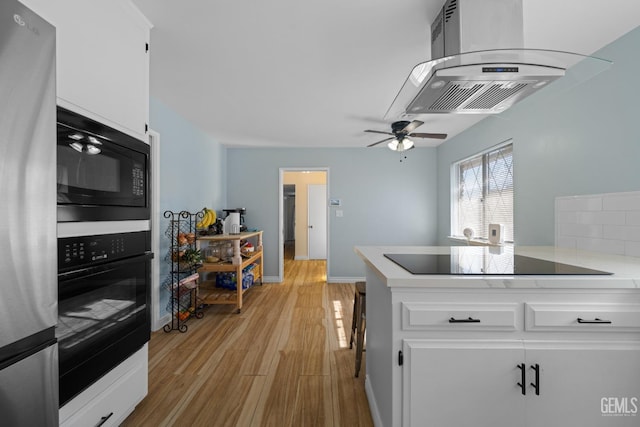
[{"x1": 385, "y1": 0, "x2": 612, "y2": 119}]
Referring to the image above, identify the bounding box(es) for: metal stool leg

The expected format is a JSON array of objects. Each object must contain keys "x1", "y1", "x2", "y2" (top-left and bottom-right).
[{"x1": 349, "y1": 286, "x2": 360, "y2": 349}]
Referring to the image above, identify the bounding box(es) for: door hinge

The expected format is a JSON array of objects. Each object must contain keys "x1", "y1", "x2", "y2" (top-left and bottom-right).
[
  {"x1": 398, "y1": 350, "x2": 404, "y2": 366},
  {"x1": 145, "y1": 123, "x2": 148, "y2": 133},
  {"x1": 145, "y1": 42, "x2": 149, "y2": 53}
]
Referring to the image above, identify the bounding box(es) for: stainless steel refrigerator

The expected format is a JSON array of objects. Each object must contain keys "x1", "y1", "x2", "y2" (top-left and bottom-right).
[{"x1": 0, "y1": 0, "x2": 58, "y2": 425}]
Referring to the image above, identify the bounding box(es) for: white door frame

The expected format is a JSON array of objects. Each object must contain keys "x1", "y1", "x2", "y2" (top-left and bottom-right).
[
  {"x1": 278, "y1": 167, "x2": 329, "y2": 282},
  {"x1": 148, "y1": 129, "x2": 163, "y2": 330}
]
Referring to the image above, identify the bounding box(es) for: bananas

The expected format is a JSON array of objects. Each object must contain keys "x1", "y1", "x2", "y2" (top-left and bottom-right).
[{"x1": 196, "y1": 207, "x2": 216, "y2": 229}]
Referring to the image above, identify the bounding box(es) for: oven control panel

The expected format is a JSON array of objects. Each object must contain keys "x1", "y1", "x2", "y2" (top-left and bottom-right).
[{"x1": 58, "y1": 231, "x2": 150, "y2": 270}]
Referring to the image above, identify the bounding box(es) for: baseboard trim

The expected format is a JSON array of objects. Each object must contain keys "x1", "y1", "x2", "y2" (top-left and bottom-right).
[
  {"x1": 327, "y1": 276, "x2": 365, "y2": 284},
  {"x1": 294, "y1": 255, "x2": 309, "y2": 260},
  {"x1": 262, "y1": 276, "x2": 281, "y2": 284},
  {"x1": 153, "y1": 313, "x2": 171, "y2": 332},
  {"x1": 365, "y1": 375, "x2": 383, "y2": 427}
]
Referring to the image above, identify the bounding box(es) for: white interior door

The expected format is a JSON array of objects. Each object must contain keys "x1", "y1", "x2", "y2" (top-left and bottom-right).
[{"x1": 308, "y1": 184, "x2": 327, "y2": 259}]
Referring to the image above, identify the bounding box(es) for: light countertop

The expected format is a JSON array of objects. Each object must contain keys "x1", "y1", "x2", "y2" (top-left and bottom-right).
[{"x1": 354, "y1": 246, "x2": 640, "y2": 289}]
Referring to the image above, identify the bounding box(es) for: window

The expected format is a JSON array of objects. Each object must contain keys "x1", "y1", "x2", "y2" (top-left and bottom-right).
[{"x1": 452, "y1": 142, "x2": 513, "y2": 242}]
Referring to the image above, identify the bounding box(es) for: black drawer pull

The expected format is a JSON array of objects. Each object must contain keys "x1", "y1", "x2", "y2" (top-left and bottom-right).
[
  {"x1": 96, "y1": 412, "x2": 114, "y2": 427},
  {"x1": 577, "y1": 317, "x2": 612, "y2": 324},
  {"x1": 449, "y1": 316, "x2": 480, "y2": 323},
  {"x1": 517, "y1": 363, "x2": 526, "y2": 395}
]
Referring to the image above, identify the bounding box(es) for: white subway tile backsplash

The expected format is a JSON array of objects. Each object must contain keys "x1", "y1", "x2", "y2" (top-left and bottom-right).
[
  {"x1": 626, "y1": 241, "x2": 640, "y2": 258},
  {"x1": 603, "y1": 225, "x2": 640, "y2": 241},
  {"x1": 576, "y1": 211, "x2": 626, "y2": 225},
  {"x1": 557, "y1": 223, "x2": 603, "y2": 238},
  {"x1": 627, "y1": 211, "x2": 640, "y2": 226},
  {"x1": 576, "y1": 238, "x2": 626, "y2": 255},
  {"x1": 555, "y1": 191, "x2": 640, "y2": 257},
  {"x1": 556, "y1": 196, "x2": 603, "y2": 212},
  {"x1": 556, "y1": 211, "x2": 578, "y2": 224},
  {"x1": 556, "y1": 236, "x2": 577, "y2": 249},
  {"x1": 603, "y1": 193, "x2": 640, "y2": 211}
]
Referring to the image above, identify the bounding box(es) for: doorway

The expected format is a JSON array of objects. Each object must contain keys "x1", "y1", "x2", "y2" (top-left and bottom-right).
[
  {"x1": 283, "y1": 184, "x2": 295, "y2": 260},
  {"x1": 278, "y1": 168, "x2": 329, "y2": 282}
]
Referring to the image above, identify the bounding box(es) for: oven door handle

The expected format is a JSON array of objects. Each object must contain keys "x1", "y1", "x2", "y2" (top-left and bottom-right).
[{"x1": 58, "y1": 252, "x2": 153, "y2": 280}]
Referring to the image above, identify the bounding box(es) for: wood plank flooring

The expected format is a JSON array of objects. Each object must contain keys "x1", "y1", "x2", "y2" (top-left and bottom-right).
[{"x1": 122, "y1": 256, "x2": 372, "y2": 426}]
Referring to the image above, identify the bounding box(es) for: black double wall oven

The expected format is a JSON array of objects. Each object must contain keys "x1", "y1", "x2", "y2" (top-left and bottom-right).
[{"x1": 56, "y1": 107, "x2": 152, "y2": 407}]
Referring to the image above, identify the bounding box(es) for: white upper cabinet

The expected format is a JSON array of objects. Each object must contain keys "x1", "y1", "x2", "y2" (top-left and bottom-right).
[{"x1": 20, "y1": 0, "x2": 151, "y2": 140}]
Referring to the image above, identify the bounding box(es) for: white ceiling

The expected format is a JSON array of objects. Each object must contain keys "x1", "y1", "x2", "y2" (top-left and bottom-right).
[{"x1": 132, "y1": 0, "x2": 640, "y2": 148}]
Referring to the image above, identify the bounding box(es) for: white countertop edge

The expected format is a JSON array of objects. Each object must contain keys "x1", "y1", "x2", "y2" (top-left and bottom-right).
[{"x1": 354, "y1": 246, "x2": 640, "y2": 290}]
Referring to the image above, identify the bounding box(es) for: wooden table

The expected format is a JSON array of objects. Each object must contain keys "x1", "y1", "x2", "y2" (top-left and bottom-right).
[{"x1": 196, "y1": 231, "x2": 263, "y2": 313}]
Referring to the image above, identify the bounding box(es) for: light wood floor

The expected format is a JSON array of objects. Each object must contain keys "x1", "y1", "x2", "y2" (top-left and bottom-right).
[{"x1": 122, "y1": 257, "x2": 372, "y2": 426}]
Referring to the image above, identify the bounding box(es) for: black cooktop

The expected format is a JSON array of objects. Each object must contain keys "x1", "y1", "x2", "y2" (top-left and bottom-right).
[{"x1": 384, "y1": 253, "x2": 613, "y2": 276}]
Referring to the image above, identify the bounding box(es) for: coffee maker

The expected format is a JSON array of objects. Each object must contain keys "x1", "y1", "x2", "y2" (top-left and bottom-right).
[{"x1": 223, "y1": 208, "x2": 247, "y2": 232}]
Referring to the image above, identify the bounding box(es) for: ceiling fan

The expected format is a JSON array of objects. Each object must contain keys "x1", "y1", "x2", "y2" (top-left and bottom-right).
[{"x1": 365, "y1": 120, "x2": 447, "y2": 151}]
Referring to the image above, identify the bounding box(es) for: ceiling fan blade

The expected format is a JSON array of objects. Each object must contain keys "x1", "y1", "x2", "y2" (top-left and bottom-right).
[
  {"x1": 367, "y1": 137, "x2": 395, "y2": 147},
  {"x1": 364, "y1": 130, "x2": 394, "y2": 136},
  {"x1": 409, "y1": 132, "x2": 448, "y2": 140},
  {"x1": 401, "y1": 120, "x2": 424, "y2": 134}
]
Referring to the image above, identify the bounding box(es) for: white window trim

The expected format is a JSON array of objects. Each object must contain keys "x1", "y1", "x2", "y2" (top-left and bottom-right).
[{"x1": 450, "y1": 139, "x2": 514, "y2": 245}]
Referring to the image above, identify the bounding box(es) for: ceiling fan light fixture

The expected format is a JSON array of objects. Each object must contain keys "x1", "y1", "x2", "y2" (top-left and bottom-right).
[{"x1": 388, "y1": 137, "x2": 414, "y2": 152}]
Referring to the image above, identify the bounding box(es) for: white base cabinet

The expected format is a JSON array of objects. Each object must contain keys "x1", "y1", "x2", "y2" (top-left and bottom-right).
[
  {"x1": 403, "y1": 340, "x2": 640, "y2": 427},
  {"x1": 525, "y1": 341, "x2": 640, "y2": 427},
  {"x1": 59, "y1": 344, "x2": 148, "y2": 427},
  {"x1": 403, "y1": 340, "x2": 525, "y2": 427},
  {"x1": 362, "y1": 265, "x2": 640, "y2": 427}
]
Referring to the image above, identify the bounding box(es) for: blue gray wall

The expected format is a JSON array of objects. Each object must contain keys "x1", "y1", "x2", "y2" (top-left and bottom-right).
[
  {"x1": 226, "y1": 148, "x2": 439, "y2": 280},
  {"x1": 436, "y1": 26, "x2": 640, "y2": 245},
  {"x1": 153, "y1": 26, "x2": 640, "y2": 287},
  {"x1": 150, "y1": 98, "x2": 227, "y2": 317}
]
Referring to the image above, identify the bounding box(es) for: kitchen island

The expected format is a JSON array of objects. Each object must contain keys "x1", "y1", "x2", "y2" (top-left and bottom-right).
[{"x1": 354, "y1": 246, "x2": 640, "y2": 427}]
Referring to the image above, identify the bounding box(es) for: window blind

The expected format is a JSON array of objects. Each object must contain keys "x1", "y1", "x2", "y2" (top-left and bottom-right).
[{"x1": 455, "y1": 143, "x2": 513, "y2": 241}]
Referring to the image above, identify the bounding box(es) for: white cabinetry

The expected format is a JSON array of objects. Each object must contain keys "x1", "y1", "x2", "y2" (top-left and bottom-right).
[
  {"x1": 59, "y1": 344, "x2": 148, "y2": 427},
  {"x1": 403, "y1": 339, "x2": 640, "y2": 427},
  {"x1": 19, "y1": 0, "x2": 151, "y2": 140},
  {"x1": 525, "y1": 341, "x2": 640, "y2": 427},
  {"x1": 403, "y1": 340, "x2": 526, "y2": 427},
  {"x1": 362, "y1": 268, "x2": 640, "y2": 427}
]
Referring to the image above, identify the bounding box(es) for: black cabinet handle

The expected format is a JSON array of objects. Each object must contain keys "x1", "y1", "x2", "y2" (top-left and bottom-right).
[
  {"x1": 448, "y1": 317, "x2": 480, "y2": 323},
  {"x1": 530, "y1": 364, "x2": 540, "y2": 396},
  {"x1": 517, "y1": 363, "x2": 526, "y2": 395},
  {"x1": 577, "y1": 317, "x2": 612, "y2": 324},
  {"x1": 96, "y1": 412, "x2": 114, "y2": 427}
]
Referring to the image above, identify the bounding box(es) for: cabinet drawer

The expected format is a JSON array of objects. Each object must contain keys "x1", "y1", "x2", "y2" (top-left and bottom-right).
[
  {"x1": 401, "y1": 303, "x2": 518, "y2": 331},
  {"x1": 60, "y1": 346, "x2": 148, "y2": 427},
  {"x1": 525, "y1": 303, "x2": 640, "y2": 332}
]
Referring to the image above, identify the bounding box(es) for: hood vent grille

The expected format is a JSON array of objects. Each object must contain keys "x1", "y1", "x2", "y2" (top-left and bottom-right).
[
  {"x1": 428, "y1": 83, "x2": 483, "y2": 111},
  {"x1": 465, "y1": 82, "x2": 528, "y2": 110},
  {"x1": 405, "y1": 67, "x2": 563, "y2": 115}
]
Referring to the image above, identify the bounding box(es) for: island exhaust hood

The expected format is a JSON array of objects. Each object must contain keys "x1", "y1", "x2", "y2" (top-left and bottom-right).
[{"x1": 384, "y1": 0, "x2": 611, "y2": 119}]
